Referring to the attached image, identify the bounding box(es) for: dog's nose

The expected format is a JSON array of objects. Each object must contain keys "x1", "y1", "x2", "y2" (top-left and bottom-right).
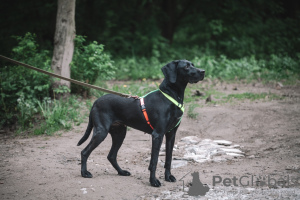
[{"x1": 197, "y1": 69, "x2": 205, "y2": 74}]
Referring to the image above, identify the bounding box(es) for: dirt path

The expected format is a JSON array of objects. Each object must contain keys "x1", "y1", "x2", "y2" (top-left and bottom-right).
[{"x1": 0, "y1": 82, "x2": 299, "y2": 199}]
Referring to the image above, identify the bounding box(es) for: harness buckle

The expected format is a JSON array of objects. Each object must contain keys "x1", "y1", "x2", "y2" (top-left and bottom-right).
[{"x1": 141, "y1": 105, "x2": 146, "y2": 110}]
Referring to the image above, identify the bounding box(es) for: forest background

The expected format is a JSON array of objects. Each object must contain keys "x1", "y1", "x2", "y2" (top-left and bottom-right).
[{"x1": 0, "y1": 0, "x2": 299, "y2": 133}]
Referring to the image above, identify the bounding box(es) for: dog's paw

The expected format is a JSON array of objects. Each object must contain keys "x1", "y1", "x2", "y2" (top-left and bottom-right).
[
  {"x1": 118, "y1": 170, "x2": 131, "y2": 176},
  {"x1": 81, "y1": 170, "x2": 93, "y2": 178},
  {"x1": 165, "y1": 174, "x2": 176, "y2": 182},
  {"x1": 150, "y1": 177, "x2": 161, "y2": 187}
]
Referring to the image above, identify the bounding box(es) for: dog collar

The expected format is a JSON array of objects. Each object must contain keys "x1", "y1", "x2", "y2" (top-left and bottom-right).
[{"x1": 159, "y1": 90, "x2": 184, "y2": 113}]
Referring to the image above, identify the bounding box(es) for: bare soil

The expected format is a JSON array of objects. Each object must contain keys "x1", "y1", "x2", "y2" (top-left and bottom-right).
[{"x1": 0, "y1": 81, "x2": 299, "y2": 199}]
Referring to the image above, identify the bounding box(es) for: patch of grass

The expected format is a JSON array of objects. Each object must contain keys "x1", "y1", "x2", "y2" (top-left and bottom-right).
[
  {"x1": 184, "y1": 84, "x2": 226, "y2": 103},
  {"x1": 187, "y1": 103, "x2": 201, "y2": 119},
  {"x1": 114, "y1": 57, "x2": 163, "y2": 80},
  {"x1": 113, "y1": 55, "x2": 299, "y2": 84},
  {"x1": 223, "y1": 92, "x2": 284, "y2": 102},
  {"x1": 85, "y1": 99, "x2": 93, "y2": 110},
  {"x1": 109, "y1": 80, "x2": 160, "y2": 97},
  {"x1": 33, "y1": 96, "x2": 85, "y2": 135}
]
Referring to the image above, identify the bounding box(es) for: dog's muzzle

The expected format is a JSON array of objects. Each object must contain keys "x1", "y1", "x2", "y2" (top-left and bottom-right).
[{"x1": 189, "y1": 69, "x2": 205, "y2": 83}]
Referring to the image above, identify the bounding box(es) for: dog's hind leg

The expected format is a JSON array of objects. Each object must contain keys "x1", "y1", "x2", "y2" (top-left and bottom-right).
[
  {"x1": 107, "y1": 123, "x2": 131, "y2": 176},
  {"x1": 80, "y1": 118, "x2": 109, "y2": 178}
]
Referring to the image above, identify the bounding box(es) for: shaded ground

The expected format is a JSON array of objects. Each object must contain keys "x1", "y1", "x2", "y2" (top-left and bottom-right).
[{"x1": 0, "y1": 81, "x2": 299, "y2": 199}]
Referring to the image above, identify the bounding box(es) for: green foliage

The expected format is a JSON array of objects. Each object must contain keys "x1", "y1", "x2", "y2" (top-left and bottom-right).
[
  {"x1": 34, "y1": 96, "x2": 84, "y2": 135},
  {"x1": 110, "y1": 80, "x2": 159, "y2": 97},
  {"x1": 224, "y1": 93, "x2": 283, "y2": 102},
  {"x1": 192, "y1": 55, "x2": 300, "y2": 82},
  {"x1": 16, "y1": 94, "x2": 38, "y2": 130},
  {"x1": 1, "y1": 0, "x2": 300, "y2": 61},
  {"x1": 71, "y1": 35, "x2": 115, "y2": 95},
  {"x1": 0, "y1": 33, "x2": 51, "y2": 128},
  {"x1": 0, "y1": 33, "x2": 86, "y2": 134},
  {"x1": 187, "y1": 104, "x2": 200, "y2": 119},
  {"x1": 114, "y1": 57, "x2": 163, "y2": 80},
  {"x1": 114, "y1": 54, "x2": 300, "y2": 82}
]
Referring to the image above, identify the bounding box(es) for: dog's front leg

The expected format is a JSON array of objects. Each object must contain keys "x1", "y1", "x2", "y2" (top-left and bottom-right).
[
  {"x1": 148, "y1": 131, "x2": 164, "y2": 187},
  {"x1": 164, "y1": 128, "x2": 177, "y2": 182}
]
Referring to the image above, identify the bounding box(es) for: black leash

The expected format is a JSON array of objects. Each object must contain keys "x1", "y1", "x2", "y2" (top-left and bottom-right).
[{"x1": 0, "y1": 55, "x2": 131, "y2": 98}]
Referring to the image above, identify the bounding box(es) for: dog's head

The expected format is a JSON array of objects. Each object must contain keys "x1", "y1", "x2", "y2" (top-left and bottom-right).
[{"x1": 161, "y1": 60, "x2": 205, "y2": 84}]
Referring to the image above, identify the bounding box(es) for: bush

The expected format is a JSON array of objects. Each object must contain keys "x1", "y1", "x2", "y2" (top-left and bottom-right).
[
  {"x1": 112, "y1": 53, "x2": 300, "y2": 82},
  {"x1": 35, "y1": 96, "x2": 84, "y2": 135},
  {"x1": 192, "y1": 55, "x2": 300, "y2": 81},
  {"x1": 71, "y1": 35, "x2": 115, "y2": 95},
  {"x1": 0, "y1": 33, "x2": 51, "y2": 129},
  {"x1": 1, "y1": 33, "x2": 107, "y2": 133},
  {"x1": 114, "y1": 56, "x2": 164, "y2": 80}
]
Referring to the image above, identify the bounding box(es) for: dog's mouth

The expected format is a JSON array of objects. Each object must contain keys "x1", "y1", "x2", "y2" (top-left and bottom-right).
[
  {"x1": 189, "y1": 76, "x2": 204, "y2": 84},
  {"x1": 187, "y1": 69, "x2": 205, "y2": 84},
  {"x1": 189, "y1": 80, "x2": 199, "y2": 84}
]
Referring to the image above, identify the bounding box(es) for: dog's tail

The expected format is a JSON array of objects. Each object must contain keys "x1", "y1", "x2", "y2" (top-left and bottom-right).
[{"x1": 77, "y1": 113, "x2": 93, "y2": 146}]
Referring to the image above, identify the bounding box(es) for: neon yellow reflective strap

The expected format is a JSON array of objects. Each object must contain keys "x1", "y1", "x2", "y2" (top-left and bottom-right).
[
  {"x1": 159, "y1": 90, "x2": 185, "y2": 113},
  {"x1": 140, "y1": 89, "x2": 185, "y2": 132},
  {"x1": 141, "y1": 89, "x2": 159, "y2": 98},
  {"x1": 159, "y1": 90, "x2": 184, "y2": 131}
]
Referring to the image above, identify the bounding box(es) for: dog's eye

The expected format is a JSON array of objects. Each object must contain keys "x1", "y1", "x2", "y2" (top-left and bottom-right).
[{"x1": 184, "y1": 65, "x2": 189, "y2": 70}]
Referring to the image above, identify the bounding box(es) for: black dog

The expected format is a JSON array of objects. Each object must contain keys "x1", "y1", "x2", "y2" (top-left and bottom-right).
[{"x1": 77, "y1": 60, "x2": 205, "y2": 187}]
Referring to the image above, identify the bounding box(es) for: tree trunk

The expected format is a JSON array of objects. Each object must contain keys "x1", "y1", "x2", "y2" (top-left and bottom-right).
[
  {"x1": 161, "y1": 0, "x2": 176, "y2": 44},
  {"x1": 51, "y1": 0, "x2": 76, "y2": 98}
]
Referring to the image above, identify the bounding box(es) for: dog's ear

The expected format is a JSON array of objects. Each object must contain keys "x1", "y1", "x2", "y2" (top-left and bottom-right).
[{"x1": 161, "y1": 61, "x2": 178, "y2": 83}]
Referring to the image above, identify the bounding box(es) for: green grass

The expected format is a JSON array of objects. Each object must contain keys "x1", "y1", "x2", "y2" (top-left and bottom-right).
[
  {"x1": 223, "y1": 92, "x2": 284, "y2": 102},
  {"x1": 104, "y1": 80, "x2": 161, "y2": 97},
  {"x1": 113, "y1": 55, "x2": 300, "y2": 84},
  {"x1": 187, "y1": 103, "x2": 201, "y2": 119},
  {"x1": 203, "y1": 92, "x2": 284, "y2": 105},
  {"x1": 32, "y1": 96, "x2": 85, "y2": 135}
]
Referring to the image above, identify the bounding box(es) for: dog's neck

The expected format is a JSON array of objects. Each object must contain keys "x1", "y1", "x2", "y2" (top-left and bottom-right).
[{"x1": 159, "y1": 79, "x2": 187, "y2": 104}]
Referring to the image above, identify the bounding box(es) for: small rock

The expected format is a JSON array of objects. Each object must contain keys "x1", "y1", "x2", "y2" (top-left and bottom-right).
[
  {"x1": 226, "y1": 152, "x2": 245, "y2": 157},
  {"x1": 276, "y1": 82, "x2": 283, "y2": 90},
  {"x1": 171, "y1": 160, "x2": 188, "y2": 168},
  {"x1": 160, "y1": 144, "x2": 166, "y2": 152},
  {"x1": 80, "y1": 188, "x2": 87, "y2": 194},
  {"x1": 213, "y1": 140, "x2": 232, "y2": 146},
  {"x1": 180, "y1": 136, "x2": 200, "y2": 144},
  {"x1": 205, "y1": 95, "x2": 212, "y2": 103},
  {"x1": 193, "y1": 90, "x2": 205, "y2": 97},
  {"x1": 248, "y1": 155, "x2": 255, "y2": 159},
  {"x1": 220, "y1": 148, "x2": 244, "y2": 154},
  {"x1": 144, "y1": 157, "x2": 151, "y2": 162}
]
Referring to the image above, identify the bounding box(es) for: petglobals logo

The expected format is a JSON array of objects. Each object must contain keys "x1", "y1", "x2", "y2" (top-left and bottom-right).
[
  {"x1": 213, "y1": 175, "x2": 300, "y2": 188},
  {"x1": 179, "y1": 171, "x2": 210, "y2": 196}
]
